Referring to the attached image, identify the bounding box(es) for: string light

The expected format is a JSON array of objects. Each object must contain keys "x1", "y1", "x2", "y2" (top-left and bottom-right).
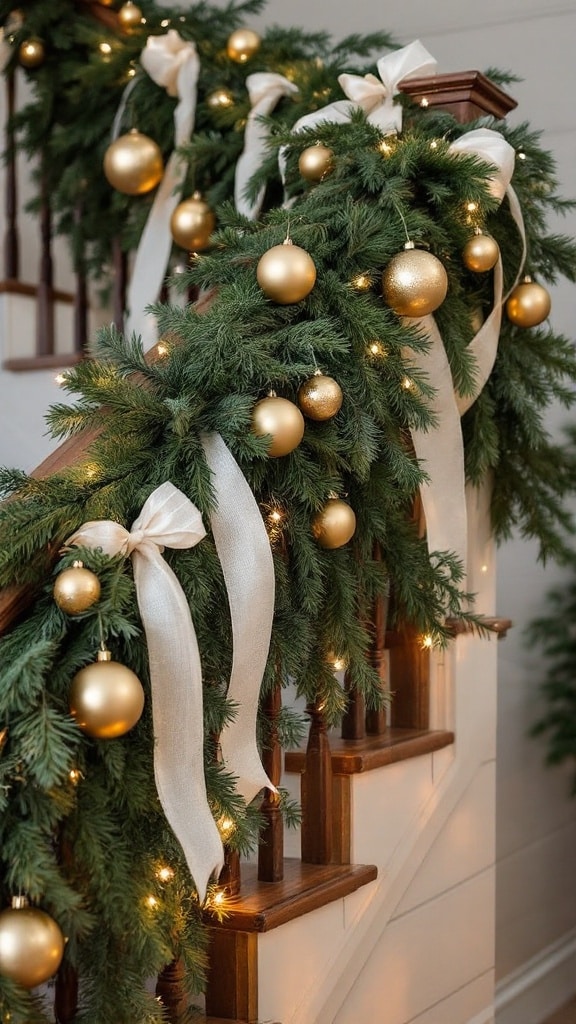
[
  {"x1": 466, "y1": 202, "x2": 479, "y2": 214},
  {"x1": 217, "y1": 816, "x2": 235, "y2": 841},
  {"x1": 401, "y1": 376, "x2": 415, "y2": 391},
  {"x1": 68, "y1": 769, "x2": 83, "y2": 785},
  {"x1": 127, "y1": 67, "x2": 136, "y2": 78},
  {"x1": 517, "y1": 151, "x2": 526, "y2": 161},
  {"x1": 378, "y1": 138, "x2": 394, "y2": 156},
  {"x1": 54, "y1": 372, "x2": 67, "y2": 385},
  {"x1": 156, "y1": 866, "x2": 174, "y2": 883},
  {"x1": 420, "y1": 97, "x2": 429, "y2": 108},
  {"x1": 421, "y1": 634, "x2": 433, "y2": 649},
  {"x1": 156, "y1": 342, "x2": 169, "y2": 357},
  {"x1": 429, "y1": 139, "x2": 439, "y2": 150},
  {"x1": 352, "y1": 273, "x2": 372, "y2": 291},
  {"x1": 160, "y1": 18, "x2": 170, "y2": 27},
  {"x1": 366, "y1": 341, "x2": 386, "y2": 358},
  {"x1": 326, "y1": 651, "x2": 347, "y2": 672},
  {"x1": 145, "y1": 895, "x2": 159, "y2": 909},
  {"x1": 99, "y1": 42, "x2": 112, "y2": 57}
]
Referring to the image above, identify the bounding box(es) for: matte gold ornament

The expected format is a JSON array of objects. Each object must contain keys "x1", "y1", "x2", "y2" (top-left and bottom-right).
[
  {"x1": 70, "y1": 648, "x2": 145, "y2": 739},
  {"x1": 252, "y1": 396, "x2": 305, "y2": 457},
  {"x1": 312, "y1": 498, "x2": 356, "y2": 549},
  {"x1": 18, "y1": 37, "x2": 45, "y2": 68},
  {"x1": 53, "y1": 560, "x2": 101, "y2": 615},
  {"x1": 226, "y1": 27, "x2": 261, "y2": 63},
  {"x1": 297, "y1": 372, "x2": 343, "y2": 421},
  {"x1": 382, "y1": 242, "x2": 448, "y2": 318},
  {"x1": 463, "y1": 231, "x2": 500, "y2": 273},
  {"x1": 118, "y1": 1, "x2": 143, "y2": 29},
  {"x1": 505, "y1": 276, "x2": 551, "y2": 328},
  {"x1": 256, "y1": 239, "x2": 316, "y2": 304},
  {"x1": 298, "y1": 143, "x2": 334, "y2": 182},
  {"x1": 0, "y1": 897, "x2": 65, "y2": 989},
  {"x1": 103, "y1": 129, "x2": 163, "y2": 196},
  {"x1": 170, "y1": 193, "x2": 215, "y2": 251}
]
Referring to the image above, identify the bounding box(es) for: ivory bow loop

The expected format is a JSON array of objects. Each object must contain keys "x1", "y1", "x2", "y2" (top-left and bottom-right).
[
  {"x1": 66, "y1": 482, "x2": 224, "y2": 902},
  {"x1": 279, "y1": 41, "x2": 437, "y2": 187},
  {"x1": 235, "y1": 72, "x2": 299, "y2": 220},
  {"x1": 125, "y1": 31, "x2": 200, "y2": 352}
]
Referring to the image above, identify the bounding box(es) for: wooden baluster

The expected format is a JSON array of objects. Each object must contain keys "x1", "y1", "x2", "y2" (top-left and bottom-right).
[
  {"x1": 73, "y1": 202, "x2": 88, "y2": 354},
  {"x1": 36, "y1": 162, "x2": 55, "y2": 356},
  {"x1": 4, "y1": 69, "x2": 19, "y2": 281},
  {"x1": 218, "y1": 845, "x2": 241, "y2": 897},
  {"x1": 112, "y1": 239, "x2": 127, "y2": 331},
  {"x1": 54, "y1": 962, "x2": 78, "y2": 1024},
  {"x1": 156, "y1": 959, "x2": 188, "y2": 1022},
  {"x1": 388, "y1": 622, "x2": 430, "y2": 731},
  {"x1": 301, "y1": 700, "x2": 332, "y2": 864},
  {"x1": 341, "y1": 671, "x2": 365, "y2": 740},
  {"x1": 258, "y1": 681, "x2": 283, "y2": 882},
  {"x1": 366, "y1": 544, "x2": 389, "y2": 735}
]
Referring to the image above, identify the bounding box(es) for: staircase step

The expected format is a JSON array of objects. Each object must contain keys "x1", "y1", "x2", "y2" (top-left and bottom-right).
[{"x1": 285, "y1": 727, "x2": 454, "y2": 776}]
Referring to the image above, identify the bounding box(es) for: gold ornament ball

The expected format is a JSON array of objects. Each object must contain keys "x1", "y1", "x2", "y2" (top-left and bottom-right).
[
  {"x1": 103, "y1": 130, "x2": 163, "y2": 196},
  {"x1": 257, "y1": 242, "x2": 317, "y2": 304},
  {"x1": 118, "y1": 1, "x2": 143, "y2": 29},
  {"x1": 170, "y1": 195, "x2": 215, "y2": 251},
  {"x1": 463, "y1": 233, "x2": 500, "y2": 273},
  {"x1": 382, "y1": 246, "x2": 448, "y2": 318},
  {"x1": 312, "y1": 498, "x2": 356, "y2": 549},
  {"x1": 297, "y1": 374, "x2": 343, "y2": 421},
  {"x1": 298, "y1": 144, "x2": 334, "y2": 182},
  {"x1": 226, "y1": 28, "x2": 261, "y2": 63},
  {"x1": 252, "y1": 396, "x2": 305, "y2": 457},
  {"x1": 18, "y1": 37, "x2": 45, "y2": 68},
  {"x1": 505, "y1": 279, "x2": 551, "y2": 328},
  {"x1": 70, "y1": 650, "x2": 145, "y2": 739},
  {"x1": 0, "y1": 903, "x2": 65, "y2": 989},
  {"x1": 53, "y1": 563, "x2": 101, "y2": 615}
]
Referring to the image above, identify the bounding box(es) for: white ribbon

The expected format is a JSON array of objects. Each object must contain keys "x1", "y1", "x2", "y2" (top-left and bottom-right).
[
  {"x1": 235, "y1": 72, "x2": 299, "y2": 220},
  {"x1": 201, "y1": 433, "x2": 277, "y2": 804},
  {"x1": 66, "y1": 482, "x2": 223, "y2": 901},
  {"x1": 406, "y1": 128, "x2": 526, "y2": 573},
  {"x1": 125, "y1": 31, "x2": 200, "y2": 351},
  {"x1": 279, "y1": 40, "x2": 437, "y2": 185}
]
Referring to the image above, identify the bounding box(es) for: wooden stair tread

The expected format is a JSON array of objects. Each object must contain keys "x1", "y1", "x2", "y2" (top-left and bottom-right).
[
  {"x1": 204, "y1": 858, "x2": 377, "y2": 934},
  {"x1": 285, "y1": 727, "x2": 454, "y2": 776}
]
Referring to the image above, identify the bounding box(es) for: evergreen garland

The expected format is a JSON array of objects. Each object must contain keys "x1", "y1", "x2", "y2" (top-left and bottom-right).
[{"x1": 0, "y1": 6, "x2": 576, "y2": 1021}]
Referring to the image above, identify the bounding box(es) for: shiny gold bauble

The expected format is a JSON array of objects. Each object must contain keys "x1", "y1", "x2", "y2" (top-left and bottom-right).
[
  {"x1": 257, "y1": 241, "x2": 317, "y2": 304},
  {"x1": 382, "y1": 245, "x2": 448, "y2": 318},
  {"x1": 251, "y1": 396, "x2": 305, "y2": 457},
  {"x1": 311, "y1": 498, "x2": 356, "y2": 549},
  {"x1": 118, "y1": 1, "x2": 143, "y2": 29},
  {"x1": 226, "y1": 28, "x2": 261, "y2": 63},
  {"x1": 103, "y1": 129, "x2": 163, "y2": 196},
  {"x1": 0, "y1": 900, "x2": 65, "y2": 989},
  {"x1": 18, "y1": 37, "x2": 45, "y2": 68},
  {"x1": 462, "y1": 232, "x2": 500, "y2": 273},
  {"x1": 70, "y1": 649, "x2": 145, "y2": 739},
  {"x1": 207, "y1": 87, "x2": 235, "y2": 110},
  {"x1": 298, "y1": 144, "x2": 334, "y2": 182},
  {"x1": 297, "y1": 373, "x2": 343, "y2": 421},
  {"x1": 53, "y1": 562, "x2": 101, "y2": 615},
  {"x1": 505, "y1": 278, "x2": 551, "y2": 328},
  {"x1": 170, "y1": 194, "x2": 215, "y2": 251}
]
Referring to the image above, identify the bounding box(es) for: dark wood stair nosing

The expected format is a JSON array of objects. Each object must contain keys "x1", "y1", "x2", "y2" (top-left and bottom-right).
[{"x1": 285, "y1": 727, "x2": 455, "y2": 777}]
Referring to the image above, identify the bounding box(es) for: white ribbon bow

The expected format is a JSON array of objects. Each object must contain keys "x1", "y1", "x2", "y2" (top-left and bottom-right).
[
  {"x1": 235, "y1": 72, "x2": 299, "y2": 220},
  {"x1": 125, "y1": 31, "x2": 200, "y2": 350},
  {"x1": 407, "y1": 128, "x2": 526, "y2": 574}
]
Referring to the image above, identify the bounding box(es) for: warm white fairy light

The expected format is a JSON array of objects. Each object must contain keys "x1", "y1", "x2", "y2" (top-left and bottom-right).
[
  {"x1": 517, "y1": 151, "x2": 526, "y2": 161},
  {"x1": 160, "y1": 18, "x2": 170, "y2": 27},
  {"x1": 352, "y1": 273, "x2": 372, "y2": 291},
  {"x1": 127, "y1": 67, "x2": 136, "y2": 78},
  {"x1": 54, "y1": 372, "x2": 67, "y2": 385},
  {"x1": 429, "y1": 139, "x2": 439, "y2": 150},
  {"x1": 69, "y1": 769, "x2": 83, "y2": 785},
  {"x1": 481, "y1": 563, "x2": 489, "y2": 574},
  {"x1": 378, "y1": 139, "x2": 393, "y2": 155},
  {"x1": 402, "y1": 376, "x2": 415, "y2": 391},
  {"x1": 466, "y1": 201, "x2": 479, "y2": 214},
  {"x1": 156, "y1": 866, "x2": 174, "y2": 883},
  {"x1": 420, "y1": 97, "x2": 429, "y2": 108},
  {"x1": 99, "y1": 42, "x2": 112, "y2": 55},
  {"x1": 421, "y1": 634, "x2": 433, "y2": 649},
  {"x1": 145, "y1": 895, "x2": 159, "y2": 909},
  {"x1": 156, "y1": 342, "x2": 169, "y2": 357},
  {"x1": 366, "y1": 341, "x2": 386, "y2": 359}
]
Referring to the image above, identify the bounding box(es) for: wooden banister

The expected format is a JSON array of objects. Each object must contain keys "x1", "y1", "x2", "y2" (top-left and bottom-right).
[{"x1": 3, "y1": 69, "x2": 19, "y2": 281}]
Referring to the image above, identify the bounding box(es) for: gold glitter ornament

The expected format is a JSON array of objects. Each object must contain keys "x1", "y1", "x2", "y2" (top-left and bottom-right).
[
  {"x1": 382, "y1": 242, "x2": 448, "y2": 318},
  {"x1": 251, "y1": 396, "x2": 305, "y2": 457},
  {"x1": 297, "y1": 373, "x2": 343, "y2": 421},
  {"x1": 0, "y1": 897, "x2": 65, "y2": 989},
  {"x1": 311, "y1": 498, "x2": 356, "y2": 549},
  {"x1": 226, "y1": 27, "x2": 261, "y2": 63},
  {"x1": 170, "y1": 194, "x2": 215, "y2": 251},
  {"x1": 505, "y1": 276, "x2": 551, "y2": 328},
  {"x1": 256, "y1": 240, "x2": 316, "y2": 304},
  {"x1": 53, "y1": 561, "x2": 101, "y2": 615},
  {"x1": 103, "y1": 129, "x2": 163, "y2": 195},
  {"x1": 298, "y1": 143, "x2": 334, "y2": 182},
  {"x1": 18, "y1": 37, "x2": 45, "y2": 68},
  {"x1": 463, "y1": 231, "x2": 500, "y2": 272},
  {"x1": 70, "y1": 648, "x2": 145, "y2": 739}
]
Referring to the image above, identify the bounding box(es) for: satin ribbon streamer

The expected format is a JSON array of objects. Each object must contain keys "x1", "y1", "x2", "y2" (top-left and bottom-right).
[
  {"x1": 235, "y1": 72, "x2": 299, "y2": 220},
  {"x1": 406, "y1": 129, "x2": 526, "y2": 571},
  {"x1": 125, "y1": 31, "x2": 200, "y2": 350}
]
